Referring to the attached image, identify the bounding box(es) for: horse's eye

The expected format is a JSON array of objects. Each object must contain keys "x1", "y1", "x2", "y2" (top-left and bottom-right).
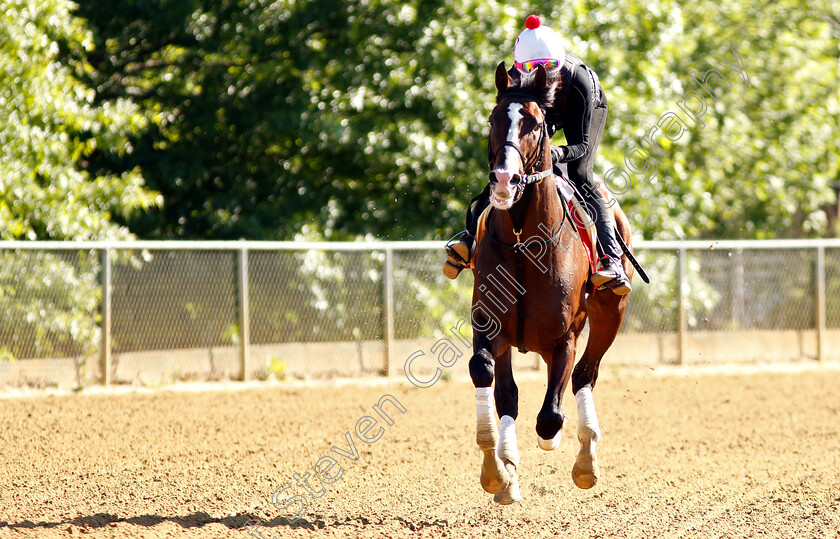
[{"x1": 533, "y1": 123, "x2": 542, "y2": 132}]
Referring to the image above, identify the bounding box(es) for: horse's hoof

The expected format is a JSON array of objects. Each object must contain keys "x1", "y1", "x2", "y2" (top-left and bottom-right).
[
  {"x1": 480, "y1": 449, "x2": 510, "y2": 494},
  {"x1": 572, "y1": 463, "x2": 599, "y2": 489},
  {"x1": 572, "y1": 426, "x2": 600, "y2": 489},
  {"x1": 493, "y1": 462, "x2": 521, "y2": 504}
]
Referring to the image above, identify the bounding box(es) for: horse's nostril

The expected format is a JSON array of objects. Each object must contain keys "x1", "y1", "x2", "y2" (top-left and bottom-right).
[
  {"x1": 510, "y1": 174, "x2": 522, "y2": 185},
  {"x1": 488, "y1": 172, "x2": 497, "y2": 183}
]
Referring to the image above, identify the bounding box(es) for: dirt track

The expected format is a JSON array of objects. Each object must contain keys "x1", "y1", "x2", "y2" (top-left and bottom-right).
[{"x1": 1, "y1": 364, "x2": 839, "y2": 538}]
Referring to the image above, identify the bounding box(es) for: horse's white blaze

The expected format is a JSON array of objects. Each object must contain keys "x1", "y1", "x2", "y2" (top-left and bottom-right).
[
  {"x1": 575, "y1": 386, "x2": 601, "y2": 443},
  {"x1": 497, "y1": 415, "x2": 520, "y2": 467},
  {"x1": 499, "y1": 102, "x2": 524, "y2": 178},
  {"x1": 491, "y1": 102, "x2": 525, "y2": 210},
  {"x1": 505, "y1": 103, "x2": 524, "y2": 141}
]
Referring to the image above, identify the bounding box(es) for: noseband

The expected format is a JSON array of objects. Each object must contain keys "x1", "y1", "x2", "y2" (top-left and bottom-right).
[{"x1": 487, "y1": 94, "x2": 553, "y2": 204}]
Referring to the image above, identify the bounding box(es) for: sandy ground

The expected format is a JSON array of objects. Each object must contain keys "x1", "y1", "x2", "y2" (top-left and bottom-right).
[{"x1": 1, "y1": 364, "x2": 839, "y2": 538}]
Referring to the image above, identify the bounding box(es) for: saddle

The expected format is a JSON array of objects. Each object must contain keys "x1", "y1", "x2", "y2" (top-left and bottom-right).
[{"x1": 471, "y1": 174, "x2": 598, "y2": 273}]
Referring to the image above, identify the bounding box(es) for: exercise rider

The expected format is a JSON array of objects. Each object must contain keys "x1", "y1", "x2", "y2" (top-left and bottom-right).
[{"x1": 443, "y1": 15, "x2": 631, "y2": 295}]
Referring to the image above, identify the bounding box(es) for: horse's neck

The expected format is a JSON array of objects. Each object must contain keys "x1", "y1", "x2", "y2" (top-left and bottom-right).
[{"x1": 496, "y1": 174, "x2": 561, "y2": 241}]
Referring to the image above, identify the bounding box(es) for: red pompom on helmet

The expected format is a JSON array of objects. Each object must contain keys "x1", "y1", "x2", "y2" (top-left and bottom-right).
[{"x1": 525, "y1": 14, "x2": 541, "y2": 29}]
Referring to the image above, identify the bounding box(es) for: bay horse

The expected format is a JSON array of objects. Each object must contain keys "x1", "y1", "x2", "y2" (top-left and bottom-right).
[{"x1": 469, "y1": 62, "x2": 633, "y2": 504}]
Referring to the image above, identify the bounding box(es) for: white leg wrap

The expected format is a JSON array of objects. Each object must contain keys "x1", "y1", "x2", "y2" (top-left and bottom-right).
[
  {"x1": 496, "y1": 415, "x2": 520, "y2": 467},
  {"x1": 475, "y1": 387, "x2": 498, "y2": 450},
  {"x1": 475, "y1": 387, "x2": 495, "y2": 422},
  {"x1": 575, "y1": 386, "x2": 601, "y2": 444},
  {"x1": 537, "y1": 431, "x2": 562, "y2": 450}
]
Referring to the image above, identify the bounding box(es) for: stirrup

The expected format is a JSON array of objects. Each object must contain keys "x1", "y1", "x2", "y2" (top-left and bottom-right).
[
  {"x1": 597, "y1": 276, "x2": 632, "y2": 296},
  {"x1": 591, "y1": 257, "x2": 632, "y2": 295}
]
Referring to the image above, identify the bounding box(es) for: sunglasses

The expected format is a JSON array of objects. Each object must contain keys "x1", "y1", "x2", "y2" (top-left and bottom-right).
[{"x1": 514, "y1": 58, "x2": 561, "y2": 73}]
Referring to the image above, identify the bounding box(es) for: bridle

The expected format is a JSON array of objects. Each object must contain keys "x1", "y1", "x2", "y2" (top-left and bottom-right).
[{"x1": 486, "y1": 92, "x2": 553, "y2": 205}]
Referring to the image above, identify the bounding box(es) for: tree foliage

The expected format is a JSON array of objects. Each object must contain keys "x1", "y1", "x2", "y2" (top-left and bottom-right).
[
  {"x1": 0, "y1": 0, "x2": 159, "y2": 367},
  {"x1": 1, "y1": 0, "x2": 838, "y2": 243},
  {"x1": 567, "y1": 0, "x2": 840, "y2": 240},
  {"x1": 73, "y1": 0, "x2": 840, "y2": 242},
  {"x1": 3, "y1": 0, "x2": 837, "y2": 375},
  {"x1": 76, "y1": 0, "x2": 507, "y2": 239},
  {"x1": 0, "y1": 0, "x2": 159, "y2": 241}
]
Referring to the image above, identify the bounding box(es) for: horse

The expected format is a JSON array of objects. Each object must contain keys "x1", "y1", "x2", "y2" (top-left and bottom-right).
[{"x1": 468, "y1": 61, "x2": 633, "y2": 504}]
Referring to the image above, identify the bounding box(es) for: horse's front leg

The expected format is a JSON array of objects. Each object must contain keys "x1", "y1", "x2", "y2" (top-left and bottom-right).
[
  {"x1": 492, "y1": 347, "x2": 521, "y2": 504},
  {"x1": 470, "y1": 340, "x2": 509, "y2": 495}
]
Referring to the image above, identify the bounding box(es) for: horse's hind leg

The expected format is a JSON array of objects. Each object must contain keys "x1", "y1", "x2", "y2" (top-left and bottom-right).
[
  {"x1": 571, "y1": 384, "x2": 601, "y2": 489},
  {"x1": 571, "y1": 290, "x2": 628, "y2": 489},
  {"x1": 492, "y1": 348, "x2": 521, "y2": 504},
  {"x1": 470, "y1": 347, "x2": 509, "y2": 495},
  {"x1": 536, "y1": 334, "x2": 577, "y2": 451}
]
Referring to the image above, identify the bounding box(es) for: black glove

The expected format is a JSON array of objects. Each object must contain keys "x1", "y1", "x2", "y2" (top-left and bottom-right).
[{"x1": 550, "y1": 145, "x2": 566, "y2": 164}]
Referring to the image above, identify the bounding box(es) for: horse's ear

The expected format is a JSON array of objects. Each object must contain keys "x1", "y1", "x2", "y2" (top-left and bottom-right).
[
  {"x1": 534, "y1": 64, "x2": 547, "y2": 88},
  {"x1": 495, "y1": 61, "x2": 511, "y2": 93}
]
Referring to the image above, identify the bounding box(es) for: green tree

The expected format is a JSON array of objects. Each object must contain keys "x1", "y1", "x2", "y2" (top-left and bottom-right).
[
  {"x1": 0, "y1": 0, "x2": 157, "y2": 369},
  {"x1": 76, "y1": 0, "x2": 526, "y2": 240},
  {"x1": 0, "y1": 0, "x2": 159, "y2": 241},
  {"x1": 558, "y1": 0, "x2": 840, "y2": 240},
  {"x1": 77, "y1": 0, "x2": 839, "y2": 242}
]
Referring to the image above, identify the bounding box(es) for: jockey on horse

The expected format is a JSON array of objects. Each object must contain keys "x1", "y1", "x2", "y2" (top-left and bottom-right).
[{"x1": 444, "y1": 15, "x2": 632, "y2": 295}]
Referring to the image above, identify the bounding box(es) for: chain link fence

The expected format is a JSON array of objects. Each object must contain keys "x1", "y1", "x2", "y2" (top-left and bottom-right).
[{"x1": 1, "y1": 240, "x2": 838, "y2": 388}]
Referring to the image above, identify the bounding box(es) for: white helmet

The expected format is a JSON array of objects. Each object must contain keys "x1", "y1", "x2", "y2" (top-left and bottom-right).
[{"x1": 513, "y1": 15, "x2": 565, "y2": 70}]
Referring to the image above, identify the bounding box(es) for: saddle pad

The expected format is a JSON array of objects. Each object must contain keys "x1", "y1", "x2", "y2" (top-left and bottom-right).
[
  {"x1": 470, "y1": 205, "x2": 494, "y2": 267},
  {"x1": 555, "y1": 175, "x2": 598, "y2": 273}
]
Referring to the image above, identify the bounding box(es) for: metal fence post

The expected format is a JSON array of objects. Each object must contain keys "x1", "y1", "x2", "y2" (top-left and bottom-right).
[
  {"x1": 238, "y1": 245, "x2": 251, "y2": 381},
  {"x1": 731, "y1": 248, "x2": 745, "y2": 328},
  {"x1": 816, "y1": 244, "x2": 826, "y2": 363},
  {"x1": 383, "y1": 248, "x2": 395, "y2": 376},
  {"x1": 100, "y1": 246, "x2": 112, "y2": 386},
  {"x1": 677, "y1": 247, "x2": 687, "y2": 365}
]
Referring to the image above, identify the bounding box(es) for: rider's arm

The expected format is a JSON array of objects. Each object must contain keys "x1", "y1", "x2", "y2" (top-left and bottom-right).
[{"x1": 555, "y1": 66, "x2": 594, "y2": 162}]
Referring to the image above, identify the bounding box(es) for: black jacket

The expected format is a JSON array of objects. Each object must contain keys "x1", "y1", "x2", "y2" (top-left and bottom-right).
[{"x1": 509, "y1": 53, "x2": 606, "y2": 163}]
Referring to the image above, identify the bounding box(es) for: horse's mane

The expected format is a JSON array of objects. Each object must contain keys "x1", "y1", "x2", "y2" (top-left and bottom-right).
[{"x1": 496, "y1": 68, "x2": 563, "y2": 110}]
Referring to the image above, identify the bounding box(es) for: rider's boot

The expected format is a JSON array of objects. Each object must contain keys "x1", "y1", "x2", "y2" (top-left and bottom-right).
[
  {"x1": 443, "y1": 234, "x2": 474, "y2": 279},
  {"x1": 444, "y1": 186, "x2": 490, "y2": 280},
  {"x1": 592, "y1": 255, "x2": 632, "y2": 295}
]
